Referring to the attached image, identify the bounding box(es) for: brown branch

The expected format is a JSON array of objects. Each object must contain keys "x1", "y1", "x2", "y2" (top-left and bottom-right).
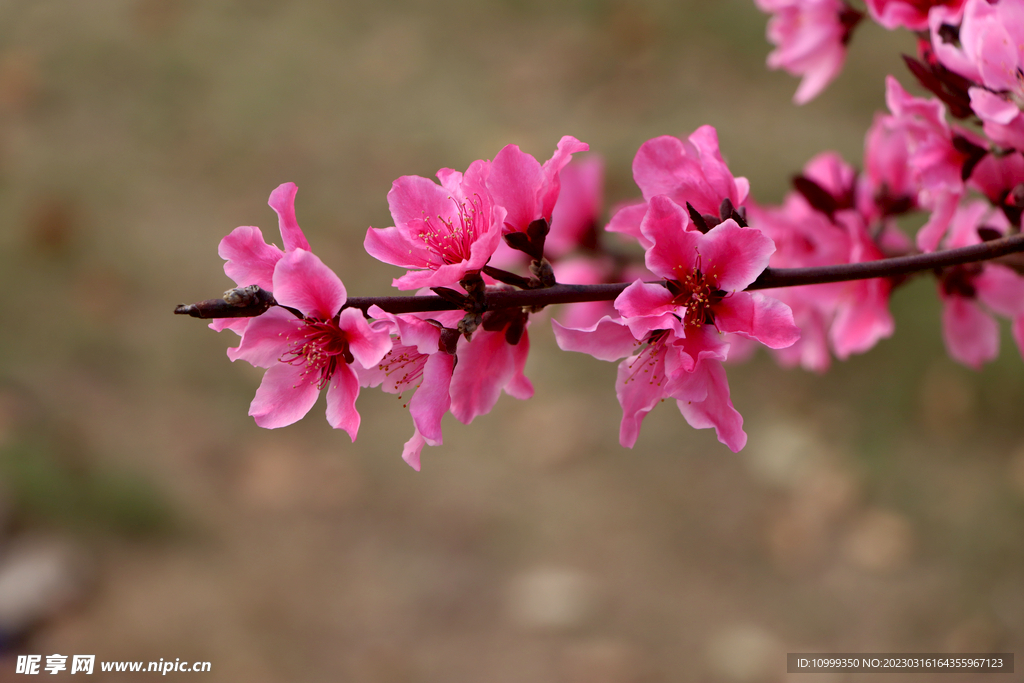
[
  {"x1": 747, "y1": 232, "x2": 1024, "y2": 289},
  {"x1": 174, "y1": 233, "x2": 1024, "y2": 319}
]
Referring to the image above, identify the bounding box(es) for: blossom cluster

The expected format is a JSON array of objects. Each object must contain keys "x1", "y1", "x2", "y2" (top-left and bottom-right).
[
  {"x1": 755, "y1": 0, "x2": 1024, "y2": 369},
  {"x1": 189, "y1": 0, "x2": 1024, "y2": 469}
]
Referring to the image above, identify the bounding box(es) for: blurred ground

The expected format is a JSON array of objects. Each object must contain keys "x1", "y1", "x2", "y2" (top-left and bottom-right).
[{"x1": 0, "y1": 0, "x2": 1021, "y2": 681}]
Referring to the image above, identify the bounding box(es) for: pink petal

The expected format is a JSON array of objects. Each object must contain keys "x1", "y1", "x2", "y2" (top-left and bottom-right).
[
  {"x1": 676, "y1": 360, "x2": 746, "y2": 452},
  {"x1": 368, "y1": 306, "x2": 442, "y2": 355},
  {"x1": 546, "y1": 156, "x2": 603, "y2": 258},
  {"x1": 449, "y1": 329, "x2": 516, "y2": 425},
  {"x1": 505, "y1": 329, "x2": 534, "y2": 400},
  {"x1": 464, "y1": 204, "x2": 506, "y2": 271},
  {"x1": 969, "y1": 87, "x2": 1020, "y2": 125},
  {"x1": 272, "y1": 249, "x2": 347, "y2": 319},
  {"x1": 338, "y1": 307, "x2": 392, "y2": 368},
  {"x1": 605, "y1": 201, "x2": 650, "y2": 249},
  {"x1": 641, "y1": 196, "x2": 700, "y2": 280},
  {"x1": 714, "y1": 291, "x2": 800, "y2": 349},
  {"x1": 696, "y1": 220, "x2": 776, "y2": 291},
  {"x1": 688, "y1": 125, "x2": 747, "y2": 205},
  {"x1": 916, "y1": 190, "x2": 959, "y2": 252},
  {"x1": 228, "y1": 307, "x2": 299, "y2": 367},
  {"x1": 615, "y1": 348, "x2": 668, "y2": 448},
  {"x1": 364, "y1": 226, "x2": 433, "y2": 269},
  {"x1": 409, "y1": 352, "x2": 454, "y2": 444},
  {"x1": 387, "y1": 174, "x2": 467, "y2": 235},
  {"x1": 975, "y1": 265, "x2": 1024, "y2": 318},
  {"x1": 539, "y1": 136, "x2": 589, "y2": 220},
  {"x1": 401, "y1": 429, "x2": 427, "y2": 471},
  {"x1": 792, "y1": 44, "x2": 845, "y2": 105},
  {"x1": 830, "y1": 279, "x2": 895, "y2": 359},
  {"x1": 210, "y1": 317, "x2": 250, "y2": 336},
  {"x1": 268, "y1": 182, "x2": 311, "y2": 253},
  {"x1": 942, "y1": 294, "x2": 999, "y2": 369},
  {"x1": 488, "y1": 143, "x2": 544, "y2": 231},
  {"x1": 615, "y1": 279, "x2": 677, "y2": 321},
  {"x1": 663, "y1": 345, "x2": 705, "y2": 402},
  {"x1": 552, "y1": 316, "x2": 639, "y2": 361},
  {"x1": 1013, "y1": 315, "x2": 1024, "y2": 362},
  {"x1": 249, "y1": 362, "x2": 321, "y2": 429},
  {"x1": 633, "y1": 136, "x2": 694, "y2": 202},
  {"x1": 325, "y1": 363, "x2": 361, "y2": 441},
  {"x1": 218, "y1": 226, "x2": 284, "y2": 291}
]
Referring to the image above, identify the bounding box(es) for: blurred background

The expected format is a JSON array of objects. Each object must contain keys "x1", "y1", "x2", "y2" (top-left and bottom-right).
[{"x1": 0, "y1": 0, "x2": 1021, "y2": 681}]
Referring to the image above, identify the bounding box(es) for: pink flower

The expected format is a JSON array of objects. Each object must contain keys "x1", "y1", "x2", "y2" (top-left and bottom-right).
[
  {"x1": 486, "y1": 153, "x2": 603, "y2": 270},
  {"x1": 930, "y1": 0, "x2": 1022, "y2": 92},
  {"x1": 929, "y1": 0, "x2": 1024, "y2": 149},
  {"x1": 748, "y1": 152, "x2": 901, "y2": 370},
  {"x1": 747, "y1": 192, "x2": 849, "y2": 372},
  {"x1": 969, "y1": 150, "x2": 1024, "y2": 226},
  {"x1": 829, "y1": 211, "x2": 898, "y2": 359},
  {"x1": 866, "y1": 77, "x2": 971, "y2": 251},
  {"x1": 449, "y1": 320, "x2": 534, "y2": 426},
  {"x1": 553, "y1": 317, "x2": 746, "y2": 451},
  {"x1": 617, "y1": 196, "x2": 800, "y2": 349},
  {"x1": 755, "y1": 0, "x2": 862, "y2": 104},
  {"x1": 968, "y1": 87, "x2": 1024, "y2": 151},
  {"x1": 550, "y1": 256, "x2": 619, "y2": 330},
  {"x1": 365, "y1": 160, "x2": 505, "y2": 290},
  {"x1": 228, "y1": 249, "x2": 392, "y2": 440},
  {"x1": 213, "y1": 182, "x2": 312, "y2": 334},
  {"x1": 487, "y1": 136, "x2": 589, "y2": 235},
  {"x1": 544, "y1": 154, "x2": 603, "y2": 259},
  {"x1": 555, "y1": 197, "x2": 798, "y2": 452},
  {"x1": 936, "y1": 200, "x2": 1024, "y2": 368},
  {"x1": 868, "y1": 0, "x2": 965, "y2": 31},
  {"x1": 607, "y1": 126, "x2": 750, "y2": 246},
  {"x1": 362, "y1": 307, "x2": 462, "y2": 471}
]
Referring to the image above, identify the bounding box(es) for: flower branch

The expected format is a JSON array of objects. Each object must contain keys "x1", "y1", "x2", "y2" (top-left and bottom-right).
[{"x1": 174, "y1": 232, "x2": 1024, "y2": 320}]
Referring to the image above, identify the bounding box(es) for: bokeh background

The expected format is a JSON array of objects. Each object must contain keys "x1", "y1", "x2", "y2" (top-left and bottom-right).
[{"x1": 0, "y1": 0, "x2": 1021, "y2": 681}]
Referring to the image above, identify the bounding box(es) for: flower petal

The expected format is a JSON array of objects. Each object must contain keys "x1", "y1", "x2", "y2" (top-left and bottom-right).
[
  {"x1": 401, "y1": 428, "x2": 427, "y2": 472},
  {"x1": 364, "y1": 226, "x2": 433, "y2": 270},
  {"x1": 942, "y1": 294, "x2": 999, "y2": 369},
  {"x1": 539, "y1": 136, "x2": 589, "y2": 220},
  {"x1": 249, "y1": 362, "x2": 321, "y2": 429},
  {"x1": 975, "y1": 265, "x2": 1024, "y2": 318},
  {"x1": 449, "y1": 329, "x2": 515, "y2": 425},
  {"x1": 338, "y1": 307, "x2": 393, "y2": 368},
  {"x1": 409, "y1": 352, "x2": 454, "y2": 444},
  {"x1": 615, "y1": 348, "x2": 666, "y2": 448},
  {"x1": 268, "y1": 182, "x2": 311, "y2": 253},
  {"x1": 605, "y1": 201, "x2": 650, "y2": 248},
  {"x1": 714, "y1": 291, "x2": 800, "y2": 349},
  {"x1": 505, "y1": 329, "x2": 534, "y2": 400},
  {"x1": 325, "y1": 363, "x2": 361, "y2": 441},
  {"x1": 830, "y1": 280, "x2": 895, "y2": 359},
  {"x1": 698, "y1": 220, "x2": 775, "y2": 292},
  {"x1": 228, "y1": 307, "x2": 300, "y2": 367},
  {"x1": 273, "y1": 249, "x2": 347, "y2": 319},
  {"x1": 488, "y1": 143, "x2": 544, "y2": 231},
  {"x1": 218, "y1": 225, "x2": 284, "y2": 291},
  {"x1": 552, "y1": 316, "x2": 639, "y2": 361},
  {"x1": 641, "y1": 196, "x2": 699, "y2": 279},
  {"x1": 676, "y1": 360, "x2": 746, "y2": 452}
]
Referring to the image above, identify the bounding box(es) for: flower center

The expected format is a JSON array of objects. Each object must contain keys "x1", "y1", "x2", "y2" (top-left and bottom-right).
[
  {"x1": 667, "y1": 263, "x2": 726, "y2": 327},
  {"x1": 377, "y1": 345, "x2": 428, "y2": 402},
  {"x1": 623, "y1": 330, "x2": 669, "y2": 387},
  {"x1": 280, "y1": 318, "x2": 353, "y2": 389},
  {"x1": 941, "y1": 263, "x2": 982, "y2": 298},
  {"x1": 419, "y1": 194, "x2": 486, "y2": 266}
]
